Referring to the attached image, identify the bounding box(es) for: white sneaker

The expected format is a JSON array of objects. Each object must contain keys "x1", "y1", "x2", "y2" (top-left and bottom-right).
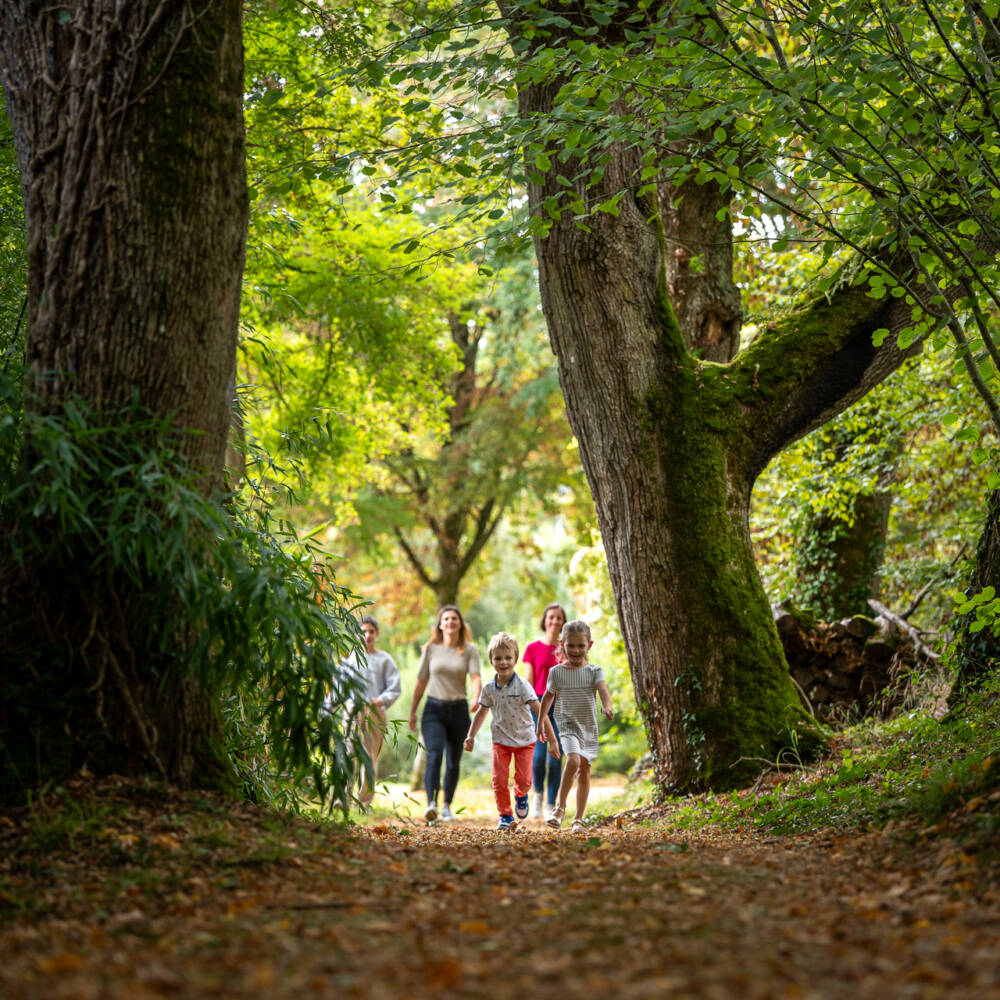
[
  {"x1": 424, "y1": 803, "x2": 438, "y2": 822},
  {"x1": 530, "y1": 792, "x2": 544, "y2": 818},
  {"x1": 440, "y1": 803, "x2": 454, "y2": 821}
]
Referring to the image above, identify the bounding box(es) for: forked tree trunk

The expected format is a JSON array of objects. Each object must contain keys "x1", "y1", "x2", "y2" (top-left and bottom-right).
[
  {"x1": 0, "y1": 1, "x2": 246, "y2": 792},
  {"x1": 508, "y1": 14, "x2": 920, "y2": 791},
  {"x1": 529, "y1": 179, "x2": 817, "y2": 786}
]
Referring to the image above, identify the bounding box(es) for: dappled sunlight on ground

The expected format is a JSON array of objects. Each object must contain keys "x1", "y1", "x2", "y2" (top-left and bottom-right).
[{"x1": 357, "y1": 777, "x2": 626, "y2": 826}]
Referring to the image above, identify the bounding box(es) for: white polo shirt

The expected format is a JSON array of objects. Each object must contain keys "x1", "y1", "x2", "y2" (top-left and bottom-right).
[{"x1": 477, "y1": 672, "x2": 539, "y2": 748}]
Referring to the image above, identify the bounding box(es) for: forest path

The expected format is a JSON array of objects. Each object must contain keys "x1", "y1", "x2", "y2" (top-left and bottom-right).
[{"x1": 3, "y1": 785, "x2": 1000, "y2": 999}]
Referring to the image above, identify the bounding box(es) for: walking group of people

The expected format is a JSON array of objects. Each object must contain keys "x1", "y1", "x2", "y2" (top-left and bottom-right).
[{"x1": 347, "y1": 602, "x2": 614, "y2": 832}]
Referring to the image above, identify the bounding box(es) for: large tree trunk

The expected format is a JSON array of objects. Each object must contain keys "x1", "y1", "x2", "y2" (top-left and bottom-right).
[
  {"x1": 1, "y1": 2, "x2": 245, "y2": 477},
  {"x1": 0, "y1": 1, "x2": 246, "y2": 794},
  {"x1": 509, "y1": 16, "x2": 919, "y2": 791}
]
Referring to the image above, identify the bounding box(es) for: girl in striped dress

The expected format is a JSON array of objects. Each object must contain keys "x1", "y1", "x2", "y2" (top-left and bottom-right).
[{"x1": 535, "y1": 619, "x2": 614, "y2": 832}]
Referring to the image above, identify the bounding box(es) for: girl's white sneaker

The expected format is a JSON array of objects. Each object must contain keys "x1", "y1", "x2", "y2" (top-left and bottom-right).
[
  {"x1": 440, "y1": 803, "x2": 454, "y2": 821},
  {"x1": 530, "y1": 792, "x2": 544, "y2": 818}
]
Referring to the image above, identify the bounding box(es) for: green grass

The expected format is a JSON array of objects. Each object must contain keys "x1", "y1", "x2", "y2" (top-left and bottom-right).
[{"x1": 590, "y1": 683, "x2": 1000, "y2": 858}]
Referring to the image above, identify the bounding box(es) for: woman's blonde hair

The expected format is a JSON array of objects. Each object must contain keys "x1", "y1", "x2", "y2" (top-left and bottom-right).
[
  {"x1": 425, "y1": 604, "x2": 473, "y2": 649},
  {"x1": 487, "y1": 631, "x2": 519, "y2": 663}
]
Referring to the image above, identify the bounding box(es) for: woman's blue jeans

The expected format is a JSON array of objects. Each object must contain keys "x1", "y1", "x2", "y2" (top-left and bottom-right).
[{"x1": 531, "y1": 705, "x2": 562, "y2": 805}]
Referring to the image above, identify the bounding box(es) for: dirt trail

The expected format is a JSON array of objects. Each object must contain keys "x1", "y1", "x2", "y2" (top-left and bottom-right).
[{"x1": 3, "y1": 805, "x2": 1000, "y2": 1000}]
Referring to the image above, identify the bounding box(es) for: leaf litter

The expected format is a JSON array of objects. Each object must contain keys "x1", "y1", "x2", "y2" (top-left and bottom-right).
[{"x1": 1, "y1": 774, "x2": 999, "y2": 999}]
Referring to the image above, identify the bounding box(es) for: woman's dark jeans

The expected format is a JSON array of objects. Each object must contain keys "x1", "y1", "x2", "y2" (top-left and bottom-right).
[
  {"x1": 421, "y1": 697, "x2": 470, "y2": 805},
  {"x1": 531, "y1": 704, "x2": 562, "y2": 805}
]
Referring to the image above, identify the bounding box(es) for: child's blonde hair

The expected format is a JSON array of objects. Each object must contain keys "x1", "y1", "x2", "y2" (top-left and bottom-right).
[
  {"x1": 487, "y1": 631, "x2": 519, "y2": 663},
  {"x1": 560, "y1": 619, "x2": 592, "y2": 643}
]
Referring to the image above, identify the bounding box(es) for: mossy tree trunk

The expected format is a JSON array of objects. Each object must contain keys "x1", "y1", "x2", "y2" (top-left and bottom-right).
[
  {"x1": 0, "y1": 2, "x2": 246, "y2": 791},
  {"x1": 949, "y1": 490, "x2": 1000, "y2": 703},
  {"x1": 792, "y1": 407, "x2": 902, "y2": 621},
  {"x1": 794, "y1": 489, "x2": 893, "y2": 621},
  {"x1": 509, "y1": 17, "x2": 922, "y2": 792}
]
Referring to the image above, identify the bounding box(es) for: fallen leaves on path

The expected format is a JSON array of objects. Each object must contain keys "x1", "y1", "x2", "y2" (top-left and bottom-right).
[{"x1": 2, "y1": 778, "x2": 999, "y2": 999}]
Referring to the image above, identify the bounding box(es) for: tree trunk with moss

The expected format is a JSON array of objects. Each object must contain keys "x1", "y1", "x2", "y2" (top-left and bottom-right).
[
  {"x1": 794, "y1": 491, "x2": 893, "y2": 620},
  {"x1": 508, "y1": 15, "x2": 922, "y2": 792},
  {"x1": 0, "y1": 2, "x2": 246, "y2": 795},
  {"x1": 949, "y1": 490, "x2": 1000, "y2": 703},
  {"x1": 792, "y1": 406, "x2": 902, "y2": 621}
]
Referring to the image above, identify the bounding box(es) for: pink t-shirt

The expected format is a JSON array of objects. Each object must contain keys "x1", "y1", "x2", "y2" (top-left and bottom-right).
[{"x1": 523, "y1": 640, "x2": 562, "y2": 698}]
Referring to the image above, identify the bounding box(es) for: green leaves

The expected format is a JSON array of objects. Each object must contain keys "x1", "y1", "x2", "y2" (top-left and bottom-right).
[
  {"x1": 956, "y1": 586, "x2": 1000, "y2": 635},
  {"x1": 0, "y1": 396, "x2": 370, "y2": 810}
]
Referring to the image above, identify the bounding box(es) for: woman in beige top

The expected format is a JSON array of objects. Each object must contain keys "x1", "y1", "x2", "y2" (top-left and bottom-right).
[{"x1": 409, "y1": 605, "x2": 482, "y2": 822}]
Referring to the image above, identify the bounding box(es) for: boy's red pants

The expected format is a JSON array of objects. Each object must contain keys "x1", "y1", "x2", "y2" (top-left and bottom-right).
[{"x1": 491, "y1": 743, "x2": 535, "y2": 815}]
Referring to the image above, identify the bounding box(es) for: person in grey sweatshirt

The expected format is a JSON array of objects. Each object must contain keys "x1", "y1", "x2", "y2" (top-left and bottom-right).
[{"x1": 346, "y1": 615, "x2": 402, "y2": 806}]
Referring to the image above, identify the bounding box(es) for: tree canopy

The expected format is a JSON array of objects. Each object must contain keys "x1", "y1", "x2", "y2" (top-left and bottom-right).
[{"x1": 2, "y1": 0, "x2": 999, "y2": 805}]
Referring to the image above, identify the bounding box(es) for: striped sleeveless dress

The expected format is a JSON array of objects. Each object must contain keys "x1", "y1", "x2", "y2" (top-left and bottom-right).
[{"x1": 546, "y1": 663, "x2": 604, "y2": 762}]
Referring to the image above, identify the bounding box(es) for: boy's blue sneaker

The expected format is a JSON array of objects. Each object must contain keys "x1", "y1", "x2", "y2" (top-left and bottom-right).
[
  {"x1": 514, "y1": 794, "x2": 530, "y2": 820},
  {"x1": 497, "y1": 814, "x2": 517, "y2": 831}
]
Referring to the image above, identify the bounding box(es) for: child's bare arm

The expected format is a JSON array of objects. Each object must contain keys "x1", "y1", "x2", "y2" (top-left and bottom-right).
[
  {"x1": 536, "y1": 691, "x2": 555, "y2": 740},
  {"x1": 463, "y1": 704, "x2": 489, "y2": 751},
  {"x1": 597, "y1": 680, "x2": 613, "y2": 719},
  {"x1": 544, "y1": 716, "x2": 560, "y2": 760}
]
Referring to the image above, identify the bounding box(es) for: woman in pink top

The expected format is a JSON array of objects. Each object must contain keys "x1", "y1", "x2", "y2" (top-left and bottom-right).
[{"x1": 522, "y1": 602, "x2": 566, "y2": 819}]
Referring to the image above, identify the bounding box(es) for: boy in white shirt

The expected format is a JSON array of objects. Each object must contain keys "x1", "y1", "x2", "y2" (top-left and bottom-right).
[{"x1": 464, "y1": 632, "x2": 547, "y2": 831}]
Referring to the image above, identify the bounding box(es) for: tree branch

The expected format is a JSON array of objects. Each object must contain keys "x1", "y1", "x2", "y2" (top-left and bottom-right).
[
  {"x1": 732, "y1": 269, "x2": 913, "y2": 478},
  {"x1": 868, "y1": 599, "x2": 941, "y2": 664},
  {"x1": 391, "y1": 526, "x2": 435, "y2": 591}
]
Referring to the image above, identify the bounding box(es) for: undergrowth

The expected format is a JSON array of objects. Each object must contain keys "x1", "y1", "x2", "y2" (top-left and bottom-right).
[
  {"x1": 0, "y1": 775, "x2": 353, "y2": 924},
  {"x1": 595, "y1": 679, "x2": 1000, "y2": 860}
]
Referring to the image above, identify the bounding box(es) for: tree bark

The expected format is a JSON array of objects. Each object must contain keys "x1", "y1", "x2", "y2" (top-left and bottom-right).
[
  {"x1": 508, "y1": 13, "x2": 921, "y2": 790},
  {"x1": 1, "y1": 2, "x2": 245, "y2": 477},
  {"x1": 0, "y1": 1, "x2": 246, "y2": 793}
]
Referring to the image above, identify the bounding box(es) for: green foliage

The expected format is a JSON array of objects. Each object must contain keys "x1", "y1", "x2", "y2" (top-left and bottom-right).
[
  {"x1": 239, "y1": 2, "x2": 578, "y2": 591},
  {"x1": 0, "y1": 92, "x2": 26, "y2": 477},
  {"x1": 0, "y1": 392, "x2": 370, "y2": 811},
  {"x1": 347, "y1": 1, "x2": 1000, "y2": 448},
  {"x1": 644, "y1": 682, "x2": 1000, "y2": 858},
  {"x1": 753, "y1": 350, "x2": 992, "y2": 625},
  {"x1": 955, "y1": 585, "x2": 1000, "y2": 636},
  {"x1": 594, "y1": 717, "x2": 648, "y2": 777}
]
